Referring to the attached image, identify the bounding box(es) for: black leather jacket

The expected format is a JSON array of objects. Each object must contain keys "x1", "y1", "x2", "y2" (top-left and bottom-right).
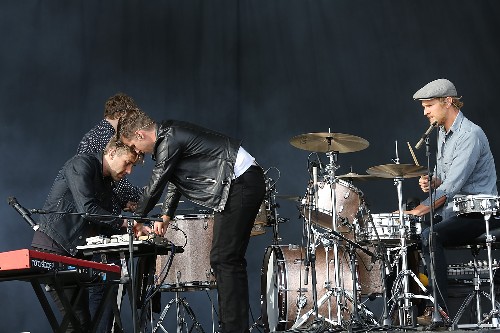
[
  {"x1": 37, "y1": 153, "x2": 123, "y2": 256},
  {"x1": 135, "y1": 120, "x2": 241, "y2": 217}
]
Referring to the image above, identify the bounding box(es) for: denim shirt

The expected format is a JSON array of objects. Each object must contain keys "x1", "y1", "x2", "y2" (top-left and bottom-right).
[{"x1": 422, "y1": 111, "x2": 497, "y2": 220}]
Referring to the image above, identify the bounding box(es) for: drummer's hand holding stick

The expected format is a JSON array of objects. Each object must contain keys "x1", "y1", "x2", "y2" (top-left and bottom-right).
[
  {"x1": 418, "y1": 175, "x2": 441, "y2": 193},
  {"x1": 407, "y1": 141, "x2": 442, "y2": 194}
]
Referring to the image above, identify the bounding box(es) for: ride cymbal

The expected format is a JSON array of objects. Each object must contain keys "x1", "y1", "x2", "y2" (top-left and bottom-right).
[
  {"x1": 366, "y1": 164, "x2": 427, "y2": 179},
  {"x1": 289, "y1": 132, "x2": 369, "y2": 153}
]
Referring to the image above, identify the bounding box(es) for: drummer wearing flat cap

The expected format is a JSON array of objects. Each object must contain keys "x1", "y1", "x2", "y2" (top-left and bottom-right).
[{"x1": 404, "y1": 78, "x2": 500, "y2": 326}]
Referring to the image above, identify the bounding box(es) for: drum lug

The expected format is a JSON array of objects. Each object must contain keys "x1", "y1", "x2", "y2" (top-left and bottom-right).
[{"x1": 296, "y1": 295, "x2": 308, "y2": 309}]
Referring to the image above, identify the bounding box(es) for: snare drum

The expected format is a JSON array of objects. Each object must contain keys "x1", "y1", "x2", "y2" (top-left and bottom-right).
[
  {"x1": 355, "y1": 213, "x2": 421, "y2": 245},
  {"x1": 155, "y1": 214, "x2": 216, "y2": 291},
  {"x1": 453, "y1": 194, "x2": 500, "y2": 215}
]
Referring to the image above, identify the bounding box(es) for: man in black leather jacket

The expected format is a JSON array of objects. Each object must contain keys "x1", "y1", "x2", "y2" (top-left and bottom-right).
[
  {"x1": 118, "y1": 108, "x2": 266, "y2": 333},
  {"x1": 31, "y1": 137, "x2": 140, "y2": 332}
]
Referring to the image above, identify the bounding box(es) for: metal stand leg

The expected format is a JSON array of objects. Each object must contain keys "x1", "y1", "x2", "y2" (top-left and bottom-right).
[
  {"x1": 452, "y1": 245, "x2": 500, "y2": 328},
  {"x1": 456, "y1": 213, "x2": 500, "y2": 329},
  {"x1": 483, "y1": 213, "x2": 500, "y2": 327},
  {"x1": 152, "y1": 291, "x2": 205, "y2": 333}
]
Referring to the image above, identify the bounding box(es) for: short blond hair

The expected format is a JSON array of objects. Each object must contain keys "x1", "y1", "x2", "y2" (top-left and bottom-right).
[
  {"x1": 104, "y1": 136, "x2": 138, "y2": 159},
  {"x1": 439, "y1": 96, "x2": 463, "y2": 109}
]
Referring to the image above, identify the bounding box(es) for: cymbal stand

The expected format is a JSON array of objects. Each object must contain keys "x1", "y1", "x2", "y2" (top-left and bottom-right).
[
  {"x1": 300, "y1": 178, "x2": 320, "y2": 322},
  {"x1": 388, "y1": 144, "x2": 416, "y2": 327},
  {"x1": 324, "y1": 148, "x2": 344, "y2": 326},
  {"x1": 387, "y1": 145, "x2": 435, "y2": 327},
  {"x1": 394, "y1": 175, "x2": 414, "y2": 326},
  {"x1": 267, "y1": 174, "x2": 281, "y2": 245},
  {"x1": 292, "y1": 231, "x2": 379, "y2": 330}
]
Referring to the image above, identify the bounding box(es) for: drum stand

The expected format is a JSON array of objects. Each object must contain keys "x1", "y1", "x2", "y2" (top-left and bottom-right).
[
  {"x1": 152, "y1": 290, "x2": 205, "y2": 333},
  {"x1": 385, "y1": 177, "x2": 447, "y2": 328},
  {"x1": 296, "y1": 182, "x2": 321, "y2": 325},
  {"x1": 454, "y1": 209, "x2": 500, "y2": 329},
  {"x1": 328, "y1": 232, "x2": 379, "y2": 330},
  {"x1": 362, "y1": 213, "x2": 395, "y2": 329},
  {"x1": 292, "y1": 149, "x2": 342, "y2": 329},
  {"x1": 324, "y1": 150, "x2": 346, "y2": 327},
  {"x1": 391, "y1": 175, "x2": 415, "y2": 326}
]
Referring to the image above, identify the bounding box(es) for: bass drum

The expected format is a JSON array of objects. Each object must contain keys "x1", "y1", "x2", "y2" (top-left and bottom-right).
[{"x1": 261, "y1": 245, "x2": 353, "y2": 332}]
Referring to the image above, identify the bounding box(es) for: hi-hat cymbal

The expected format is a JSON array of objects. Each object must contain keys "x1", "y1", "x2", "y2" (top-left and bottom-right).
[
  {"x1": 366, "y1": 164, "x2": 427, "y2": 179},
  {"x1": 337, "y1": 172, "x2": 381, "y2": 181},
  {"x1": 289, "y1": 132, "x2": 369, "y2": 153}
]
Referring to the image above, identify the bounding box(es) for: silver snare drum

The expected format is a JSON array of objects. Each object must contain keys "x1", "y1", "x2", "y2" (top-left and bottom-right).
[
  {"x1": 453, "y1": 194, "x2": 500, "y2": 215},
  {"x1": 355, "y1": 213, "x2": 421, "y2": 245}
]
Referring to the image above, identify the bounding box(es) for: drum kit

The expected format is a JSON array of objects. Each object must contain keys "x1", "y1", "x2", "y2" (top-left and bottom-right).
[
  {"x1": 148, "y1": 129, "x2": 500, "y2": 332},
  {"x1": 259, "y1": 130, "x2": 434, "y2": 331}
]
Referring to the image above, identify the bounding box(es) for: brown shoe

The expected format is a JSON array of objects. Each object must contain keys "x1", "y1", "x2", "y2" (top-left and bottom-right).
[
  {"x1": 417, "y1": 306, "x2": 451, "y2": 328},
  {"x1": 417, "y1": 306, "x2": 433, "y2": 326},
  {"x1": 417, "y1": 313, "x2": 432, "y2": 326}
]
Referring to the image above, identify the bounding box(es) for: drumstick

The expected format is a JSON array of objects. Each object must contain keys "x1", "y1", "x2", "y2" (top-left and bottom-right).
[{"x1": 407, "y1": 142, "x2": 419, "y2": 166}]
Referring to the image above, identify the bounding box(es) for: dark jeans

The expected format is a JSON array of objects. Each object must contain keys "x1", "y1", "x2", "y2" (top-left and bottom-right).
[
  {"x1": 47, "y1": 284, "x2": 91, "y2": 332},
  {"x1": 89, "y1": 283, "x2": 116, "y2": 333},
  {"x1": 211, "y1": 165, "x2": 266, "y2": 333},
  {"x1": 421, "y1": 214, "x2": 500, "y2": 310},
  {"x1": 89, "y1": 254, "x2": 122, "y2": 333}
]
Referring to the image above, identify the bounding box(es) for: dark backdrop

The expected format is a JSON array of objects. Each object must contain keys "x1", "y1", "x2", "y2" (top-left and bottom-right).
[{"x1": 1, "y1": 1, "x2": 500, "y2": 331}]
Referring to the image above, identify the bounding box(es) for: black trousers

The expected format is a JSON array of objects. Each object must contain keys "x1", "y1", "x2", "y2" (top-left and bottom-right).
[{"x1": 211, "y1": 165, "x2": 266, "y2": 333}]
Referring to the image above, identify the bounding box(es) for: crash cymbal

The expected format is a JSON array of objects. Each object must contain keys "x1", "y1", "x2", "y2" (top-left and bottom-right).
[
  {"x1": 337, "y1": 172, "x2": 381, "y2": 181},
  {"x1": 289, "y1": 132, "x2": 369, "y2": 153},
  {"x1": 366, "y1": 164, "x2": 427, "y2": 179}
]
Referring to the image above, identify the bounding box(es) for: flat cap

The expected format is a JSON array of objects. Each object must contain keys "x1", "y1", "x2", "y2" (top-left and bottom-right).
[{"x1": 413, "y1": 78, "x2": 458, "y2": 100}]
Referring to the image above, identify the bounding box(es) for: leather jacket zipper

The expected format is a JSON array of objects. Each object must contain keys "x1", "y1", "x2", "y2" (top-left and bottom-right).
[{"x1": 186, "y1": 176, "x2": 216, "y2": 184}]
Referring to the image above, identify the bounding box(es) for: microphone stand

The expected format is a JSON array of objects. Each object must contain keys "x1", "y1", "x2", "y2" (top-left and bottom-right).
[
  {"x1": 424, "y1": 137, "x2": 444, "y2": 327},
  {"x1": 30, "y1": 209, "x2": 163, "y2": 333}
]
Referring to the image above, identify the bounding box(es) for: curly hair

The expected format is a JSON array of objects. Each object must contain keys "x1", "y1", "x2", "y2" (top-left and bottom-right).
[
  {"x1": 116, "y1": 108, "x2": 155, "y2": 140},
  {"x1": 104, "y1": 92, "x2": 138, "y2": 119}
]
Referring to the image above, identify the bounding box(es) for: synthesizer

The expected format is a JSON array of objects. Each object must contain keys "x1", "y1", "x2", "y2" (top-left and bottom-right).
[
  {"x1": 76, "y1": 233, "x2": 183, "y2": 257},
  {"x1": 0, "y1": 248, "x2": 120, "y2": 282}
]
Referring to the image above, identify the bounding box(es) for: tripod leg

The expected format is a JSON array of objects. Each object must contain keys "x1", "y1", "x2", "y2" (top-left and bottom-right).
[
  {"x1": 153, "y1": 297, "x2": 177, "y2": 333},
  {"x1": 179, "y1": 298, "x2": 206, "y2": 333},
  {"x1": 452, "y1": 292, "x2": 476, "y2": 328}
]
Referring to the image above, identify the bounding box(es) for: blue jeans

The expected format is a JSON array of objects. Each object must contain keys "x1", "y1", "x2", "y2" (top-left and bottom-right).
[{"x1": 211, "y1": 166, "x2": 266, "y2": 333}]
